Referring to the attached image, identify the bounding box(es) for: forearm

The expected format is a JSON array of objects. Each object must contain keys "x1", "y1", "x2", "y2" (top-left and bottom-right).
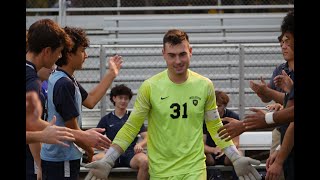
[
  {"x1": 206, "y1": 119, "x2": 234, "y2": 149},
  {"x1": 245, "y1": 121, "x2": 278, "y2": 131},
  {"x1": 266, "y1": 89, "x2": 285, "y2": 104},
  {"x1": 275, "y1": 122, "x2": 294, "y2": 165},
  {"x1": 111, "y1": 144, "x2": 124, "y2": 154},
  {"x1": 70, "y1": 128, "x2": 86, "y2": 142},
  {"x1": 204, "y1": 145, "x2": 215, "y2": 154},
  {"x1": 232, "y1": 136, "x2": 240, "y2": 149},
  {"x1": 27, "y1": 118, "x2": 49, "y2": 131},
  {"x1": 273, "y1": 106, "x2": 294, "y2": 124},
  {"x1": 26, "y1": 131, "x2": 43, "y2": 144},
  {"x1": 85, "y1": 71, "x2": 116, "y2": 108},
  {"x1": 66, "y1": 118, "x2": 84, "y2": 142},
  {"x1": 113, "y1": 117, "x2": 144, "y2": 151}
]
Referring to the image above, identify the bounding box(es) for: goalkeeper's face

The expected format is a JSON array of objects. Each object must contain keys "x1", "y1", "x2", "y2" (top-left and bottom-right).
[{"x1": 162, "y1": 40, "x2": 192, "y2": 76}]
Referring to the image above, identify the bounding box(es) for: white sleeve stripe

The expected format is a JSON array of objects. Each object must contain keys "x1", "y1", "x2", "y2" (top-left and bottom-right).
[{"x1": 205, "y1": 109, "x2": 220, "y2": 122}]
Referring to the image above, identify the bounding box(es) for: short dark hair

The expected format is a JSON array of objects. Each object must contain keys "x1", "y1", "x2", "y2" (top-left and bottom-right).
[
  {"x1": 27, "y1": 19, "x2": 72, "y2": 54},
  {"x1": 110, "y1": 84, "x2": 133, "y2": 106},
  {"x1": 56, "y1": 26, "x2": 90, "y2": 67},
  {"x1": 163, "y1": 29, "x2": 189, "y2": 49},
  {"x1": 278, "y1": 10, "x2": 294, "y2": 42}
]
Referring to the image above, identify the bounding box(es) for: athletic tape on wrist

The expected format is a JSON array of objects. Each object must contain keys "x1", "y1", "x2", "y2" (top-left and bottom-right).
[
  {"x1": 104, "y1": 146, "x2": 120, "y2": 162},
  {"x1": 265, "y1": 112, "x2": 275, "y2": 124},
  {"x1": 224, "y1": 145, "x2": 240, "y2": 162}
]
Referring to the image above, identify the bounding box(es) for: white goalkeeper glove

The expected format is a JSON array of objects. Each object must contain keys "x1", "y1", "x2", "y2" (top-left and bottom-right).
[
  {"x1": 84, "y1": 147, "x2": 120, "y2": 180},
  {"x1": 224, "y1": 145, "x2": 262, "y2": 180}
]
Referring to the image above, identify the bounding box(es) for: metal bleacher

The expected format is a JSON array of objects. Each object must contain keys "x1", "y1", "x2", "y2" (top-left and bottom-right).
[
  {"x1": 101, "y1": 13, "x2": 285, "y2": 44},
  {"x1": 27, "y1": 12, "x2": 285, "y2": 44}
]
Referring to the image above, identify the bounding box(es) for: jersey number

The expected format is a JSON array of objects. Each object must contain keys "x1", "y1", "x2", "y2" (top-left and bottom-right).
[{"x1": 170, "y1": 103, "x2": 188, "y2": 119}]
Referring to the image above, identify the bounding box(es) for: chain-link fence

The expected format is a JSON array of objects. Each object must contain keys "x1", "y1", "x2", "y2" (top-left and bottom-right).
[
  {"x1": 77, "y1": 43, "x2": 284, "y2": 128},
  {"x1": 27, "y1": 0, "x2": 294, "y2": 8},
  {"x1": 27, "y1": 0, "x2": 293, "y2": 15}
]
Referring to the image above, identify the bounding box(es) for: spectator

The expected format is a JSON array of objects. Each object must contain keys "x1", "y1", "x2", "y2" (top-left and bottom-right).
[
  {"x1": 217, "y1": 10, "x2": 295, "y2": 134},
  {"x1": 84, "y1": 29, "x2": 261, "y2": 180},
  {"x1": 40, "y1": 26, "x2": 122, "y2": 180},
  {"x1": 218, "y1": 10, "x2": 295, "y2": 180},
  {"x1": 92, "y1": 84, "x2": 149, "y2": 180}
]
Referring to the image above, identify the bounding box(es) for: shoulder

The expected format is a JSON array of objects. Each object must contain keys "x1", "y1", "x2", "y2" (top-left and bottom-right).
[
  {"x1": 26, "y1": 67, "x2": 38, "y2": 82},
  {"x1": 54, "y1": 77, "x2": 74, "y2": 89},
  {"x1": 273, "y1": 63, "x2": 287, "y2": 74},
  {"x1": 99, "y1": 112, "x2": 114, "y2": 123},
  {"x1": 146, "y1": 70, "x2": 167, "y2": 82},
  {"x1": 102, "y1": 112, "x2": 114, "y2": 119},
  {"x1": 189, "y1": 70, "x2": 212, "y2": 84}
]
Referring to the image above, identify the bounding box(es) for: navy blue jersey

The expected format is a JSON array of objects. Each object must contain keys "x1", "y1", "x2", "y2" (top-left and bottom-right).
[
  {"x1": 203, "y1": 108, "x2": 240, "y2": 147},
  {"x1": 52, "y1": 68, "x2": 88, "y2": 123},
  {"x1": 288, "y1": 85, "x2": 294, "y2": 100},
  {"x1": 26, "y1": 61, "x2": 41, "y2": 93},
  {"x1": 97, "y1": 111, "x2": 147, "y2": 151},
  {"x1": 26, "y1": 61, "x2": 47, "y2": 117},
  {"x1": 270, "y1": 62, "x2": 294, "y2": 92},
  {"x1": 26, "y1": 61, "x2": 44, "y2": 177}
]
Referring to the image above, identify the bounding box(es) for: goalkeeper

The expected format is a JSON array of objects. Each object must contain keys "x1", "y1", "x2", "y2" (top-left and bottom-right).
[{"x1": 85, "y1": 29, "x2": 262, "y2": 180}]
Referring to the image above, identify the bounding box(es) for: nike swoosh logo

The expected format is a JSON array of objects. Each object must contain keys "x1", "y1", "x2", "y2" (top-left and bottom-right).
[
  {"x1": 109, "y1": 124, "x2": 114, "y2": 127},
  {"x1": 161, "y1": 96, "x2": 169, "y2": 100}
]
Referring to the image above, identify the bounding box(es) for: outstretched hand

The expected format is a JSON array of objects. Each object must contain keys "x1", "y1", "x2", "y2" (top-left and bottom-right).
[
  {"x1": 107, "y1": 55, "x2": 123, "y2": 77},
  {"x1": 249, "y1": 77, "x2": 270, "y2": 102},
  {"x1": 84, "y1": 128, "x2": 111, "y2": 150},
  {"x1": 218, "y1": 117, "x2": 245, "y2": 141},
  {"x1": 41, "y1": 117, "x2": 75, "y2": 146},
  {"x1": 273, "y1": 70, "x2": 293, "y2": 93},
  {"x1": 243, "y1": 108, "x2": 268, "y2": 130}
]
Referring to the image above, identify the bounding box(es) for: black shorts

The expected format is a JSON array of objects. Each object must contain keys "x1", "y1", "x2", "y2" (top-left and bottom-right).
[
  {"x1": 26, "y1": 156, "x2": 36, "y2": 180},
  {"x1": 210, "y1": 153, "x2": 226, "y2": 165},
  {"x1": 114, "y1": 150, "x2": 135, "y2": 168},
  {"x1": 41, "y1": 159, "x2": 81, "y2": 180}
]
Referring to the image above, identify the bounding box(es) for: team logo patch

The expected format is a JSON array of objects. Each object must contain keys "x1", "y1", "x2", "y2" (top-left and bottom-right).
[
  {"x1": 190, "y1": 96, "x2": 201, "y2": 106},
  {"x1": 193, "y1": 100, "x2": 198, "y2": 106}
]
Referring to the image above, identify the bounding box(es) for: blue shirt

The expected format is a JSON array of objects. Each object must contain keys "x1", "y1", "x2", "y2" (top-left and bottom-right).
[
  {"x1": 52, "y1": 68, "x2": 88, "y2": 123},
  {"x1": 270, "y1": 62, "x2": 294, "y2": 92},
  {"x1": 41, "y1": 68, "x2": 88, "y2": 162}
]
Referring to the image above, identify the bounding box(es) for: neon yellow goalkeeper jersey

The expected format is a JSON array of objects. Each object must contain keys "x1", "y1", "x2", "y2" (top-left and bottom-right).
[{"x1": 113, "y1": 69, "x2": 233, "y2": 177}]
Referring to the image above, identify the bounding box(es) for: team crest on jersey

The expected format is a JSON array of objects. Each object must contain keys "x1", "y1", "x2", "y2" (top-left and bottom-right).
[
  {"x1": 189, "y1": 96, "x2": 201, "y2": 106},
  {"x1": 193, "y1": 100, "x2": 198, "y2": 106}
]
